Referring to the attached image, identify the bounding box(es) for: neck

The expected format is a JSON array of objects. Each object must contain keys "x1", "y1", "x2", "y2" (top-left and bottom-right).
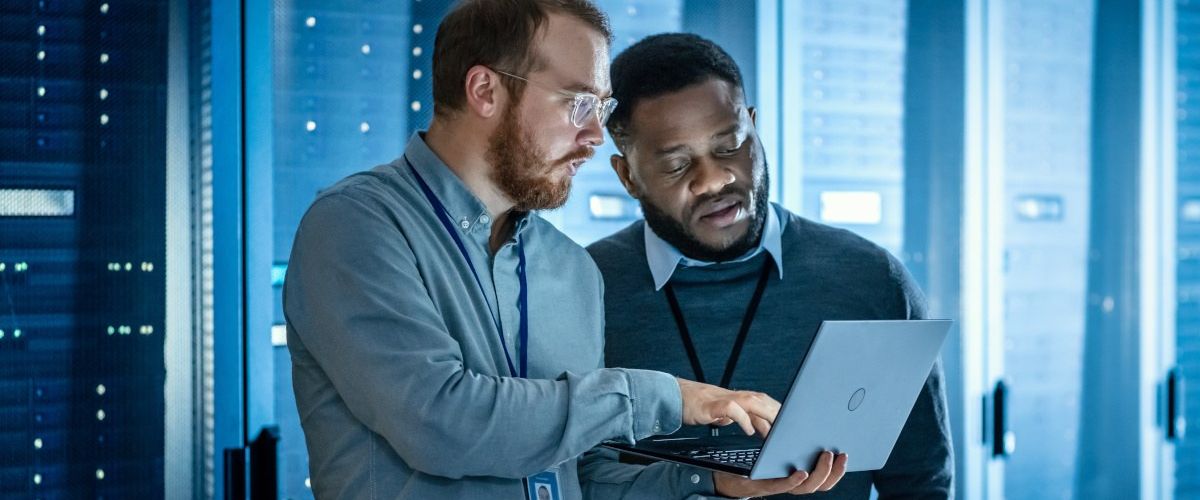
[{"x1": 425, "y1": 118, "x2": 517, "y2": 253}]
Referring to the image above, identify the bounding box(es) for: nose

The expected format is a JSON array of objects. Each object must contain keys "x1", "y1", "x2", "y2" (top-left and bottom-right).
[
  {"x1": 576, "y1": 113, "x2": 604, "y2": 147},
  {"x1": 689, "y1": 158, "x2": 735, "y2": 197}
]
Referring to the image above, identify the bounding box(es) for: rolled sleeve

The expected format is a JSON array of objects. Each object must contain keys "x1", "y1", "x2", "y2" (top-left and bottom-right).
[{"x1": 623, "y1": 369, "x2": 683, "y2": 441}]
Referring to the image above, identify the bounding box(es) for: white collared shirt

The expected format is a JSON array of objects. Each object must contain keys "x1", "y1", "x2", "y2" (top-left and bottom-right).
[{"x1": 643, "y1": 202, "x2": 785, "y2": 290}]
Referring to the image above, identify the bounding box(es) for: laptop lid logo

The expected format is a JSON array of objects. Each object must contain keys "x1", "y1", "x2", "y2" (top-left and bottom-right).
[{"x1": 848, "y1": 388, "x2": 866, "y2": 411}]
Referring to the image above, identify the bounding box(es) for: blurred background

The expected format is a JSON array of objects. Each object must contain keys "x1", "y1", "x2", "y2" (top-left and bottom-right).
[{"x1": 0, "y1": 0, "x2": 1195, "y2": 498}]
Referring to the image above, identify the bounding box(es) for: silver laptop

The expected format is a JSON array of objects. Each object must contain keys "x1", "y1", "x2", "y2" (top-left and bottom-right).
[{"x1": 602, "y1": 319, "x2": 952, "y2": 480}]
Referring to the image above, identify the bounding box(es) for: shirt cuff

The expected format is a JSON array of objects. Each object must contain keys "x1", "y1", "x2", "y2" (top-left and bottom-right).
[
  {"x1": 679, "y1": 467, "x2": 742, "y2": 500},
  {"x1": 621, "y1": 368, "x2": 682, "y2": 441}
]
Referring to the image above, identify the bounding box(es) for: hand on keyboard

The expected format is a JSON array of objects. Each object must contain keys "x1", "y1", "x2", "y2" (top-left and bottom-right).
[{"x1": 676, "y1": 378, "x2": 779, "y2": 436}]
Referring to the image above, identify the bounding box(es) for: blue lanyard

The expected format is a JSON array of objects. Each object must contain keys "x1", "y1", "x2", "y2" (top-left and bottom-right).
[{"x1": 406, "y1": 157, "x2": 529, "y2": 378}]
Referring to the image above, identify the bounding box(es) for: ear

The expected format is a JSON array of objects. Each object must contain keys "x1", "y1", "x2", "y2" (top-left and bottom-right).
[
  {"x1": 748, "y1": 106, "x2": 758, "y2": 126},
  {"x1": 463, "y1": 65, "x2": 504, "y2": 119},
  {"x1": 610, "y1": 154, "x2": 641, "y2": 199}
]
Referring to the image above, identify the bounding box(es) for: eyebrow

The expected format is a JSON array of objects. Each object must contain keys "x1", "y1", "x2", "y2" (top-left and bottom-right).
[
  {"x1": 564, "y1": 81, "x2": 610, "y2": 98},
  {"x1": 653, "y1": 123, "x2": 743, "y2": 157},
  {"x1": 654, "y1": 143, "x2": 689, "y2": 157},
  {"x1": 712, "y1": 124, "x2": 741, "y2": 141}
]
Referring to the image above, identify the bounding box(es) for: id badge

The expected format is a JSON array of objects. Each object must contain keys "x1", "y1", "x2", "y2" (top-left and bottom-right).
[{"x1": 524, "y1": 466, "x2": 562, "y2": 500}]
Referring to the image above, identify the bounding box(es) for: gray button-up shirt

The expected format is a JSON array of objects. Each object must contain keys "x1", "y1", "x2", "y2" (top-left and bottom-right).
[{"x1": 283, "y1": 133, "x2": 690, "y2": 499}]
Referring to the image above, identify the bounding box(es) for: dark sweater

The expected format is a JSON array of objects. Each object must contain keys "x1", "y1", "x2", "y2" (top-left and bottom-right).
[{"x1": 585, "y1": 206, "x2": 954, "y2": 500}]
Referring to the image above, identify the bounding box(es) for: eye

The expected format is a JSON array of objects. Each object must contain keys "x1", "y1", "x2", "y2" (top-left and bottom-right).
[
  {"x1": 667, "y1": 159, "x2": 691, "y2": 174},
  {"x1": 716, "y1": 142, "x2": 743, "y2": 156}
]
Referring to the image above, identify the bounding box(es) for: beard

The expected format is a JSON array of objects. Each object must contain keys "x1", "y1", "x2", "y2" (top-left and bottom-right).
[
  {"x1": 640, "y1": 166, "x2": 771, "y2": 263},
  {"x1": 485, "y1": 102, "x2": 592, "y2": 211}
]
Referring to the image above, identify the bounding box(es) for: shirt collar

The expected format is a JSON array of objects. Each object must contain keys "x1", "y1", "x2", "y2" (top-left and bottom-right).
[
  {"x1": 402, "y1": 131, "x2": 531, "y2": 238},
  {"x1": 644, "y1": 202, "x2": 785, "y2": 291}
]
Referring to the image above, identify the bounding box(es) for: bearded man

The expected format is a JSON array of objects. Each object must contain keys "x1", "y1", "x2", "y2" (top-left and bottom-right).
[
  {"x1": 282, "y1": 2, "x2": 780, "y2": 499},
  {"x1": 582, "y1": 33, "x2": 953, "y2": 499}
]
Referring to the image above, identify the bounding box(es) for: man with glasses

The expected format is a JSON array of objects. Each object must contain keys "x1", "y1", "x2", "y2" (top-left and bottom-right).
[
  {"x1": 283, "y1": 2, "x2": 779, "y2": 499},
  {"x1": 582, "y1": 34, "x2": 954, "y2": 498}
]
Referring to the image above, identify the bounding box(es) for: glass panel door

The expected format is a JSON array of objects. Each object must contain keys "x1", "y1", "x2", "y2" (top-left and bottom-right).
[
  {"x1": 0, "y1": 1, "x2": 188, "y2": 497},
  {"x1": 787, "y1": 0, "x2": 908, "y2": 254},
  {"x1": 1174, "y1": 0, "x2": 1200, "y2": 497},
  {"x1": 996, "y1": 1, "x2": 1096, "y2": 498}
]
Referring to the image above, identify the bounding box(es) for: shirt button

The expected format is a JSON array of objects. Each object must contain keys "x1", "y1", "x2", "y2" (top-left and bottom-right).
[
  {"x1": 458, "y1": 218, "x2": 470, "y2": 230},
  {"x1": 690, "y1": 473, "x2": 701, "y2": 484},
  {"x1": 652, "y1": 420, "x2": 662, "y2": 433},
  {"x1": 479, "y1": 214, "x2": 490, "y2": 225}
]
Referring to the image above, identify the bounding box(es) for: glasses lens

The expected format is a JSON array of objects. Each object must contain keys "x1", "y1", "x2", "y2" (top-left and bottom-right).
[
  {"x1": 599, "y1": 99, "x2": 618, "y2": 127},
  {"x1": 571, "y1": 95, "x2": 597, "y2": 127}
]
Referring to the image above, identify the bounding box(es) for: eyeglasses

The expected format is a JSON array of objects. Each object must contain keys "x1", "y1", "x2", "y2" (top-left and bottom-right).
[{"x1": 493, "y1": 69, "x2": 618, "y2": 128}]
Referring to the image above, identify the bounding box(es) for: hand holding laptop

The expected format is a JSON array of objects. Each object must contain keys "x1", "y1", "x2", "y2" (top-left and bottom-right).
[
  {"x1": 608, "y1": 321, "x2": 950, "y2": 489},
  {"x1": 714, "y1": 450, "x2": 849, "y2": 497},
  {"x1": 675, "y1": 365, "x2": 851, "y2": 497},
  {"x1": 677, "y1": 378, "x2": 781, "y2": 436}
]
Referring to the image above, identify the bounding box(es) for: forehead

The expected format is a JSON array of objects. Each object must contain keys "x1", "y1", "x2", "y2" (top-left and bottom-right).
[
  {"x1": 627, "y1": 79, "x2": 744, "y2": 148},
  {"x1": 531, "y1": 13, "x2": 611, "y2": 93}
]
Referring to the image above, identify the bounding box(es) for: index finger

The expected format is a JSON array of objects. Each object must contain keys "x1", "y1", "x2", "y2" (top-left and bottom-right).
[
  {"x1": 817, "y1": 453, "x2": 848, "y2": 492},
  {"x1": 720, "y1": 400, "x2": 757, "y2": 436},
  {"x1": 738, "y1": 392, "x2": 781, "y2": 424},
  {"x1": 751, "y1": 416, "x2": 772, "y2": 437},
  {"x1": 789, "y1": 451, "x2": 835, "y2": 495}
]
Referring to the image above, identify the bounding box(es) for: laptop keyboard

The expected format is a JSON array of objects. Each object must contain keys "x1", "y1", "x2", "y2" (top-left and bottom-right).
[{"x1": 683, "y1": 448, "x2": 761, "y2": 468}]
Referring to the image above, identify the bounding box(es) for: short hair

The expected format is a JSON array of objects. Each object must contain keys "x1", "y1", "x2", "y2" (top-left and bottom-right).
[
  {"x1": 433, "y1": 0, "x2": 613, "y2": 117},
  {"x1": 606, "y1": 33, "x2": 745, "y2": 147}
]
